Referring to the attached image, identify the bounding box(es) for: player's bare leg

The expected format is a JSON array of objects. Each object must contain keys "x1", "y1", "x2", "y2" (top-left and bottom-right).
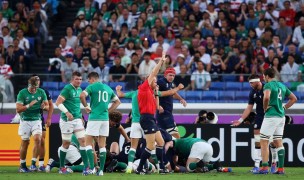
[
  {"x1": 38, "y1": 131, "x2": 46, "y2": 171},
  {"x1": 259, "y1": 138, "x2": 269, "y2": 173},
  {"x1": 126, "y1": 138, "x2": 139, "y2": 173},
  {"x1": 171, "y1": 132, "x2": 180, "y2": 139},
  {"x1": 76, "y1": 132, "x2": 89, "y2": 175},
  {"x1": 30, "y1": 134, "x2": 41, "y2": 170},
  {"x1": 19, "y1": 140, "x2": 30, "y2": 171},
  {"x1": 273, "y1": 139, "x2": 285, "y2": 174}
]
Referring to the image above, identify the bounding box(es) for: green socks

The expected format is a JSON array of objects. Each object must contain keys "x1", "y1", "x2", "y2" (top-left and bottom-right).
[
  {"x1": 189, "y1": 162, "x2": 197, "y2": 171},
  {"x1": 277, "y1": 147, "x2": 285, "y2": 168},
  {"x1": 86, "y1": 146, "x2": 95, "y2": 169},
  {"x1": 128, "y1": 148, "x2": 136, "y2": 165},
  {"x1": 70, "y1": 165, "x2": 84, "y2": 172},
  {"x1": 99, "y1": 148, "x2": 106, "y2": 171},
  {"x1": 59, "y1": 147, "x2": 68, "y2": 168},
  {"x1": 79, "y1": 146, "x2": 89, "y2": 169}
]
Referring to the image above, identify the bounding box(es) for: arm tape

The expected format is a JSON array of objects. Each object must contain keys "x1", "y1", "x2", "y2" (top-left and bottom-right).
[{"x1": 58, "y1": 104, "x2": 68, "y2": 113}]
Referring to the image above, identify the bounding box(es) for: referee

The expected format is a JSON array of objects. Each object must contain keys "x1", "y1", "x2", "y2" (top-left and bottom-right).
[{"x1": 136, "y1": 51, "x2": 168, "y2": 175}]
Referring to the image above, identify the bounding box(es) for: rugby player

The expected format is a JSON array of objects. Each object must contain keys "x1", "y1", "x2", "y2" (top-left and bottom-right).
[
  {"x1": 55, "y1": 72, "x2": 89, "y2": 175},
  {"x1": 80, "y1": 72, "x2": 121, "y2": 176},
  {"x1": 16, "y1": 76, "x2": 49, "y2": 172},
  {"x1": 257, "y1": 68, "x2": 297, "y2": 174}
]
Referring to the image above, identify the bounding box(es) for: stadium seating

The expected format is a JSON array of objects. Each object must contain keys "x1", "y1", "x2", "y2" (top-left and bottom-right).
[
  {"x1": 80, "y1": 82, "x2": 90, "y2": 90},
  {"x1": 242, "y1": 82, "x2": 252, "y2": 91},
  {"x1": 225, "y1": 82, "x2": 242, "y2": 91},
  {"x1": 51, "y1": 90, "x2": 61, "y2": 101},
  {"x1": 222, "y1": 75, "x2": 237, "y2": 82},
  {"x1": 210, "y1": 82, "x2": 225, "y2": 91},
  {"x1": 185, "y1": 91, "x2": 202, "y2": 100},
  {"x1": 235, "y1": 91, "x2": 250, "y2": 101},
  {"x1": 109, "y1": 82, "x2": 127, "y2": 91},
  {"x1": 218, "y1": 91, "x2": 235, "y2": 101},
  {"x1": 201, "y1": 91, "x2": 218, "y2": 100},
  {"x1": 42, "y1": 82, "x2": 59, "y2": 90},
  {"x1": 58, "y1": 82, "x2": 68, "y2": 89}
]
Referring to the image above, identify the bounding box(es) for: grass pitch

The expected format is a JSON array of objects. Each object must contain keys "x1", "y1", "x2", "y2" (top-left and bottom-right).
[{"x1": 0, "y1": 167, "x2": 303, "y2": 180}]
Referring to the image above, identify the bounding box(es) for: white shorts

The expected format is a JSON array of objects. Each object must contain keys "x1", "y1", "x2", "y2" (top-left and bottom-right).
[
  {"x1": 58, "y1": 145, "x2": 81, "y2": 165},
  {"x1": 260, "y1": 117, "x2": 285, "y2": 139},
  {"x1": 130, "y1": 123, "x2": 144, "y2": 138},
  {"x1": 18, "y1": 120, "x2": 42, "y2": 139},
  {"x1": 59, "y1": 118, "x2": 84, "y2": 134},
  {"x1": 132, "y1": 159, "x2": 156, "y2": 173},
  {"x1": 188, "y1": 142, "x2": 213, "y2": 163},
  {"x1": 85, "y1": 121, "x2": 109, "y2": 137}
]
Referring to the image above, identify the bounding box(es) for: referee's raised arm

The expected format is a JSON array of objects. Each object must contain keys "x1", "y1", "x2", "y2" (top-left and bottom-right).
[{"x1": 147, "y1": 51, "x2": 166, "y2": 85}]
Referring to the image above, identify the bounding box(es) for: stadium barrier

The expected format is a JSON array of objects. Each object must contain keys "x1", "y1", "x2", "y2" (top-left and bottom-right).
[{"x1": 47, "y1": 124, "x2": 304, "y2": 167}]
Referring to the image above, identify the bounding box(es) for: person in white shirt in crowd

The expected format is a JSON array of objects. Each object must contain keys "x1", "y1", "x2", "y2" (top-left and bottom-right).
[
  {"x1": 94, "y1": 56, "x2": 109, "y2": 83},
  {"x1": 174, "y1": 54, "x2": 186, "y2": 75},
  {"x1": 60, "y1": 53, "x2": 78, "y2": 83},
  {"x1": 138, "y1": 51, "x2": 156, "y2": 81},
  {"x1": 191, "y1": 61, "x2": 211, "y2": 91},
  {"x1": 292, "y1": 17, "x2": 304, "y2": 45},
  {"x1": 198, "y1": 46, "x2": 211, "y2": 72},
  {"x1": 2, "y1": 26, "x2": 13, "y2": 49},
  {"x1": 264, "y1": 3, "x2": 279, "y2": 30},
  {"x1": 78, "y1": 57, "x2": 94, "y2": 82},
  {"x1": 59, "y1": 37, "x2": 74, "y2": 57},
  {"x1": 16, "y1": 28, "x2": 30, "y2": 54},
  {"x1": 150, "y1": 33, "x2": 170, "y2": 53},
  {"x1": 65, "y1": 26, "x2": 78, "y2": 50},
  {"x1": 280, "y1": 54, "x2": 301, "y2": 82},
  {"x1": 0, "y1": 11, "x2": 8, "y2": 37},
  {"x1": 0, "y1": 56, "x2": 14, "y2": 102}
]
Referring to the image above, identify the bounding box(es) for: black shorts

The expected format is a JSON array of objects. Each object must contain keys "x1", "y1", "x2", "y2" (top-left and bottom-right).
[
  {"x1": 41, "y1": 117, "x2": 46, "y2": 132},
  {"x1": 140, "y1": 114, "x2": 159, "y2": 134},
  {"x1": 254, "y1": 116, "x2": 263, "y2": 129},
  {"x1": 156, "y1": 113, "x2": 176, "y2": 130}
]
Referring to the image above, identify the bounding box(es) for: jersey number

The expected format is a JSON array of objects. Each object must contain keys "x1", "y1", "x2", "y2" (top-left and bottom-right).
[
  {"x1": 278, "y1": 88, "x2": 282, "y2": 100},
  {"x1": 98, "y1": 91, "x2": 108, "y2": 102}
]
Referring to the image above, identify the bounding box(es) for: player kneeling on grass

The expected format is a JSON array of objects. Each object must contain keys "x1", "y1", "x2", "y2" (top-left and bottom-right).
[
  {"x1": 45, "y1": 134, "x2": 98, "y2": 173},
  {"x1": 165, "y1": 138, "x2": 230, "y2": 173},
  {"x1": 16, "y1": 76, "x2": 49, "y2": 172}
]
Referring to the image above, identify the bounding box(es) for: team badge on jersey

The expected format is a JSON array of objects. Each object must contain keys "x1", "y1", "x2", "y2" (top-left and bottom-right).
[{"x1": 38, "y1": 97, "x2": 41, "y2": 101}]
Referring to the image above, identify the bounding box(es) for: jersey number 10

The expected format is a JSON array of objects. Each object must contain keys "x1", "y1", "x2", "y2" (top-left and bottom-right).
[{"x1": 98, "y1": 91, "x2": 108, "y2": 102}]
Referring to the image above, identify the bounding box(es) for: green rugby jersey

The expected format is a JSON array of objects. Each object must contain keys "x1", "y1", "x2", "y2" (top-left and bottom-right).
[
  {"x1": 124, "y1": 90, "x2": 140, "y2": 123},
  {"x1": 17, "y1": 88, "x2": 47, "y2": 121},
  {"x1": 60, "y1": 84, "x2": 82, "y2": 121},
  {"x1": 264, "y1": 80, "x2": 291, "y2": 118},
  {"x1": 174, "y1": 138, "x2": 205, "y2": 159},
  {"x1": 85, "y1": 82, "x2": 117, "y2": 121}
]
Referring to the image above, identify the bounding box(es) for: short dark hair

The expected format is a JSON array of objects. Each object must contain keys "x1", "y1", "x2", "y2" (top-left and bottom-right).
[
  {"x1": 109, "y1": 110, "x2": 122, "y2": 123},
  {"x1": 263, "y1": 68, "x2": 275, "y2": 78},
  {"x1": 72, "y1": 71, "x2": 82, "y2": 78},
  {"x1": 28, "y1": 76, "x2": 40, "y2": 87},
  {"x1": 87, "y1": 72, "x2": 99, "y2": 79}
]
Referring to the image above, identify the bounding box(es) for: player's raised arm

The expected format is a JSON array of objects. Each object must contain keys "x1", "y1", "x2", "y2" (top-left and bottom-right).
[
  {"x1": 115, "y1": 85, "x2": 125, "y2": 98},
  {"x1": 147, "y1": 51, "x2": 166, "y2": 85}
]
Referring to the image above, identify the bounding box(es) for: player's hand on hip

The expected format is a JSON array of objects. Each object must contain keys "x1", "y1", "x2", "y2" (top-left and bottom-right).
[
  {"x1": 85, "y1": 106, "x2": 91, "y2": 113},
  {"x1": 40, "y1": 103, "x2": 45, "y2": 110},
  {"x1": 46, "y1": 118, "x2": 51, "y2": 127},
  {"x1": 178, "y1": 83, "x2": 184, "y2": 90},
  {"x1": 65, "y1": 112, "x2": 74, "y2": 121},
  {"x1": 231, "y1": 120, "x2": 241, "y2": 127},
  {"x1": 158, "y1": 106, "x2": 164, "y2": 114}
]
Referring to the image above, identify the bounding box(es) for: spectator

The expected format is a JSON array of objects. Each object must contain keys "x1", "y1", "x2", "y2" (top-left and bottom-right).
[
  {"x1": 94, "y1": 39, "x2": 104, "y2": 57},
  {"x1": 94, "y1": 56, "x2": 109, "y2": 83},
  {"x1": 0, "y1": 12, "x2": 8, "y2": 37},
  {"x1": 0, "y1": 56, "x2": 14, "y2": 102},
  {"x1": 209, "y1": 54, "x2": 226, "y2": 82},
  {"x1": 77, "y1": 0, "x2": 96, "y2": 21},
  {"x1": 65, "y1": 26, "x2": 78, "y2": 50},
  {"x1": 118, "y1": 46, "x2": 130, "y2": 68},
  {"x1": 107, "y1": 12, "x2": 119, "y2": 32},
  {"x1": 166, "y1": 37, "x2": 182, "y2": 64},
  {"x1": 60, "y1": 53, "x2": 78, "y2": 83},
  {"x1": 76, "y1": 11, "x2": 89, "y2": 29},
  {"x1": 271, "y1": 56, "x2": 282, "y2": 81},
  {"x1": 78, "y1": 56, "x2": 94, "y2": 82},
  {"x1": 118, "y1": 23, "x2": 129, "y2": 45},
  {"x1": 174, "y1": 64, "x2": 191, "y2": 91},
  {"x1": 53, "y1": 47, "x2": 65, "y2": 62},
  {"x1": 73, "y1": 46, "x2": 83, "y2": 67},
  {"x1": 150, "y1": 45, "x2": 163, "y2": 61},
  {"x1": 279, "y1": 0, "x2": 296, "y2": 27},
  {"x1": 254, "y1": 39, "x2": 268, "y2": 58},
  {"x1": 191, "y1": 61, "x2": 211, "y2": 91},
  {"x1": 197, "y1": 46, "x2": 211, "y2": 72},
  {"x1": 138, "y1": 51, "x2": 156, "y2": 81},
  {"x1": 16, "y1": 28, "x2": 29, "y2": 54},
  {"x1": 136, "y1": 17, "x2": 150, "y2": 38},
  {"x1": 173, "y1": 54, "x2": 185, "y2": 74},
  {"x1": 150, "y1": 33, "x2": 170, "y2": 52},
  {"x1": 101, "y1": 30, "x2": 111, "y2": 56},
  {"x1": 268, "y1": 35, "x2": 283, "y2": 55},
  {"x1": 31, "y1": 1, "x2": 49, "y2": 45},
  {"x1": 224, "y1": 46, "x2": 240, "y2": 74},
  {"x1": 140, "y1": 37, "x2": 151, "y2": 54},
  {"x1": 125, "y1": 27, "x2": 141, "y2": 45},
  {"x1": 59, "y1": 37, "x2": 73, "y2": 57},
  {"x1": 282, "y1": 43, "x2": 302, "y2": 64},
  {"x1": 106, "y1": 38, "x2": 119, "y2": 63},
  {"x1": 105, "y1": 23, "x2": 118, "y2": 40},
  {"x1": 244, "y1": 9, "x2": 259, "y2": 30},
  {"x1": 2, "y1": 26, "x2": 13, "y2": 49},
  {"x1": 276, "y1": 17, "x2": 292, "y2": 47},
  {"x1": 117, "y1": 8, "x2": 132, "y2": 30},
  {"x1": 124, "y1": 40, "x2": 136, "y2": 58},
  {"x1": 89, "y1": 47, "x2": 99, "y2": 68},
  {"x1": 265, "y1": 3, "x2": 279, "y2": 30},
  {"x1": 81, "y1": 36, "x2": 91, "y2": 57},
  {"x1": 130, "y1": 3, "x2": 140, "y2": 26},
  {"x1": 292, "y1": 17, "x2": 304, "y2": 45},
  {"x1": 9, "y1": 39, "x2": 25, "y2": 73},
  {"x1": 280, "y1": 54, "x2": 301, "y2": 82},
  {"x1": 8, "y1": 18, "x2": 18, "y2": 39},
  {"x1": 109, "y1": 56, "x2": 126, "y2": 82},
  {"x1": 91, "y1": 18, "x2": 103, "y2": 38},
  {"x1": 1, "y1": 1, "x2": 14, "y2": 21},
  {"x1": 255, "y1": 20, "x2": 265, "y2": 38},
  {"x1": 126, "y1": 52, "x2": 140, "y2": 90},
  {"x1": 0, "y1": 37, "x2": 5, "y2": 55}
]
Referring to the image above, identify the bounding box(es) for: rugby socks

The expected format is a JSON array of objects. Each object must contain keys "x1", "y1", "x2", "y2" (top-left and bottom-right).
[
  {"x1": 206, "y1": 164, "x2": 214, "y2": 171},
  {"x1": 99, "y1": 148, "x2": 106, "y2": 171},
  {"x1": 39, "y1": 158, "x2": 44, "y2": 167},
  {"x1": 70, "y1": 165, "x2": 84, "y2": 172},
  {"x1": 151, "y1": 150, "x2": 159, "y2": 170},
  {"x1": 79, "y1": 146, "x2": 89, "y2": 169},
  {"x1": 59, "y1": 146, "x2": 68, "y2": 168},
  {"x1": 31, "y1": 158, "x2": 37, "y2": 166},
  {"x1": 156, "y1": 146, "x2": 165, "y2": 169},
  {"x1": 261, "y1": 162, "x2": 268, "y2": 168},
  {"x1": 137, "y1": 148, "x2": 151, "y2": 171},
  {"x1": 277, "y1": 147, "x2": 285, "y2": 168},
  {"x1": 20, "y1": 159, "x2": 26, "y2": 168},
  {"x1": 270, "y1": 145, "x2": 277, "y2": 163},
  {"x1": 189, "y1": 162, "x2": 197, "y2": 171},
  {"x1": 127, "y1": 148, "x2": 136, "y2": 167},
  {"x1": 116, "y1": 162, "x2": 127, "y2": 171},
  {"x1": 254, "y1": 147, "x2": 261, "y2": 168},
  {"x1": 85, "y1": 145, "x2": 94, "y2": 169}
]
